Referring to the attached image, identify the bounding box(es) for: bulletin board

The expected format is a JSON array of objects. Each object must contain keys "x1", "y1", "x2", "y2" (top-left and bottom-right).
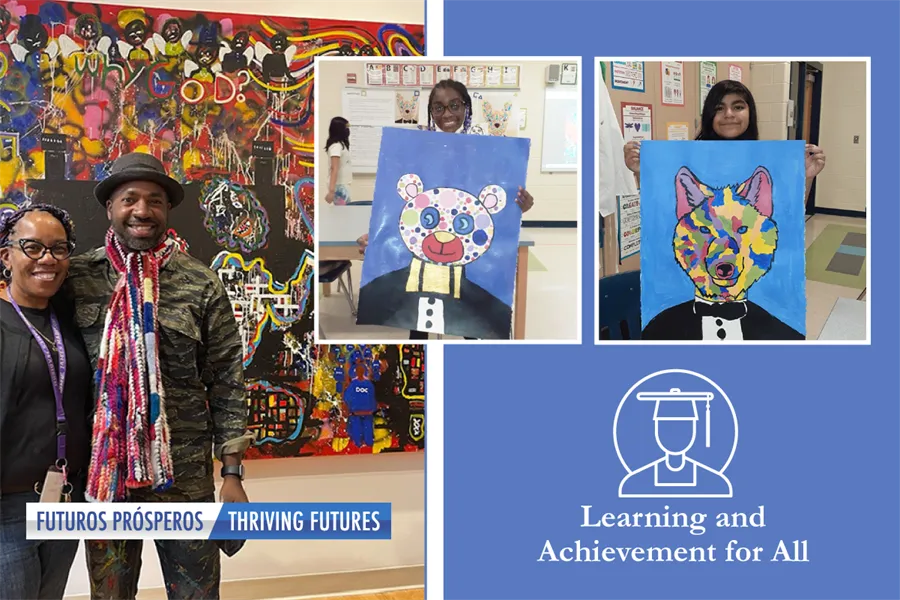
[
  {"x1": 601, "y1": 60, "x2": 751, "y2": 275},
  {"x1": 344, "y1": 62, "x2": 523, "y2": 173}
]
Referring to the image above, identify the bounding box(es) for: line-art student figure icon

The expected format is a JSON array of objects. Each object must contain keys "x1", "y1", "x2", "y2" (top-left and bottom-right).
[{"x1": 619, "y1": 389, "x2": 733, "y2": 498}]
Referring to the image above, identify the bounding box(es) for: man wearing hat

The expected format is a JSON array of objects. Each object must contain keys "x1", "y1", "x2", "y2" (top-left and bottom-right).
[{"x1": 66, "y1": 152, "x2": 253, "y2": 599}]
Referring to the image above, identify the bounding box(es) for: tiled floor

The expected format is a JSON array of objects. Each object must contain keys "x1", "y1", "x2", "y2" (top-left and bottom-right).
[
  {"x1": 66, "y1": 567, "x2": 423, "y2": 600},
  {"x1": 317, "y1": 228, "x2": 580, "y2": 341},
  {"x1": 280, "y1": 590, "x2": 423, "y2": 600},
  {"x1": 804, "y1": 214, "x2": 867, "y2": 340}
]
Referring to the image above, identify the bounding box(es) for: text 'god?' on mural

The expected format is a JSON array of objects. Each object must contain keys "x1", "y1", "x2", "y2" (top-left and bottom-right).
[
  {"x1": 0, "y1": 1, "x2": 425, "y2": 460},
  {"x1": 536, "y1": 506, "x2": 810, "y2": 564}
]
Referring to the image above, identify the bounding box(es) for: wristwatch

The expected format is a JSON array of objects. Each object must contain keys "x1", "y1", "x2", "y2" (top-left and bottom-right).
[{"x1": 221, "y1": 465, "x2": 244, "y2": 480}]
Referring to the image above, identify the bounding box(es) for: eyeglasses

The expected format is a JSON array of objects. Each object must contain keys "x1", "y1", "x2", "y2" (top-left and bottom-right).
[
  {"x1": 7, "y1": 238, "x2": 75, "y2": 261},
  {"x1": 431, "y1": 100, "x2": 463, "y2": 116}
]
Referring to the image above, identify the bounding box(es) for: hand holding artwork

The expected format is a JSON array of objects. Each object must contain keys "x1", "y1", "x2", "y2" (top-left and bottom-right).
[
  {"x1": 516, "y1": 187, "x2": 534, "y2": 212},
  {"x1": 805, "y1": 144, "x2": 826, "y2": 179},
  {"x1": 325, "y1": 191, "x2": 335, "y2": 204},
  {"x1": 357, "y1": 233, "x2": 368, "y2": 255},
  {"x1": 624, "y1": 141, "x2": 641, "y2": 174}
]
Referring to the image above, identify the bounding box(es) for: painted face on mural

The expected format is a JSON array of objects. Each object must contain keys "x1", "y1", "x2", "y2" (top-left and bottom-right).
[
  {"x1": 162, "y1": 19, "x2": 182, "y2": 43},
  {"x1": 232, "y1": 31, "x2": 250, "y2": 51},
  {"x1": 107, "y1": 180, "x2": 170, "y2": 251},
  {"x1": 124, "y1": 20, "x2": 148, "y2": 46},
  {"x1": 197, "y1": 44, "x2": 216, "y2": 66},
  {"x1": 271, "y1": 33, "x2": 288, "y2": 52},
  {"x1": 395, "y1": 174, "x2": 506, "y2": 267},
  {"x1": 0, "y1": 8, "x2": 9, "y2": 37},
  {"x1": 76, "y1": 15, "x2": 100, "y2": 42},
  {"x1": 19, "y1": 16, "x2": 49, "y2": 54},
  {"x1": 200, "y1": 176, "x2": 270, "y2": 252}
]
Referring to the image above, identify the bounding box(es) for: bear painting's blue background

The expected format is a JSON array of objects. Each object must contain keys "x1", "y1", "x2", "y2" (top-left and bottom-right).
[
  {"x1": 359, "y1": 127, "x2": 530, "y2": 307},
  {"x1": 441, "y1": 1, "x2": 898, "y2": 600},
  {"x1": 640, "y1": 141, "x2": 807, "y2": 333}
]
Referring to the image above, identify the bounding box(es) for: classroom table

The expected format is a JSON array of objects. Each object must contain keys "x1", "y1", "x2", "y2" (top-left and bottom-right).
[{"x1": 317, "y1": 203, "x2": 535, "y2": 339}]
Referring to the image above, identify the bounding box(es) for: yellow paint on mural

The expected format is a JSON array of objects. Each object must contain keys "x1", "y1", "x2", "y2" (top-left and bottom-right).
[
  {"x1": 183, "y1": 149, "x2": 203, "y2": 172},
  {"x1": 332, "y1": 437, "x2": 350, "y2": 453},
  {"x1": 372, "y1": 415, "x2": 391, "y2": 453}
]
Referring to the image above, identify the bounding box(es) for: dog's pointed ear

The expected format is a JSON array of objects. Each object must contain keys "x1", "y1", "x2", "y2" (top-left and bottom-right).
[
  {"x1": 675, "y1": 166, "x2": 709, "y2": 219},
  {"x1": 738, "y1": 166, "x2": 773, "y2": 217}
]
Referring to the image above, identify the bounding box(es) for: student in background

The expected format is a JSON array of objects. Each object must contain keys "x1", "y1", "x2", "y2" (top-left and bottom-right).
[
  {"x1": 0, "y1": 204, "x2": 92, "y2": 600},
  {"x1": 325, "y1": 116, "x2": 352, "y2": 205},
  {"x1": 623, "y1": 79, "x2": 826, "y2": 198},
  {"x1": 356, "y1": 79, "x2": 535, "y2": 340}
]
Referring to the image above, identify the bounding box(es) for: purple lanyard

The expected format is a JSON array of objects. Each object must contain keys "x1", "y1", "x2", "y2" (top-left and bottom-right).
[{"x1": 7, "y1": 295, "x2": 68, "y2": 463}]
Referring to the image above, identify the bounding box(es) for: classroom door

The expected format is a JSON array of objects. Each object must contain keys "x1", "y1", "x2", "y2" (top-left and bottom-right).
[
  {"x1": 802, "y1": 75, "x2": 814, "y2": 143},
  {"x1": 796, "y1": 63, "x2": 823, "y2": 214}
]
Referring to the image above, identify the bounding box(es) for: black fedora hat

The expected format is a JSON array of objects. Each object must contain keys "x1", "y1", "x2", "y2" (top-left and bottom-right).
[{"x1": 94, "y1": 152, "x2": 185, "y2": 207}]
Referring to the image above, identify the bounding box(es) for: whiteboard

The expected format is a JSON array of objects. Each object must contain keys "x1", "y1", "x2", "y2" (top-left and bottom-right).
[
  {"x1": 341, "y1": 88, "x2": 426, "y2": 173},
  {"x1": 541, "y1": 88, "x2": 579, "y2": 172}
]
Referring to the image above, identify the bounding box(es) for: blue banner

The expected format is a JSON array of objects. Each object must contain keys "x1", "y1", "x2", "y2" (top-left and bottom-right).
[{"x1": 209, "y1": 503, "x2": 392, "y2": 540}]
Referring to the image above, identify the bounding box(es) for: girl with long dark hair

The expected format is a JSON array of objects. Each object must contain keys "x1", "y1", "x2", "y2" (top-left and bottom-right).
[
  {"x1": 623, "y1": 79, "x2": 826, "y2": 198},
  {"x1": 325, "y1": 116, "x2": 352, "y2": 205}
]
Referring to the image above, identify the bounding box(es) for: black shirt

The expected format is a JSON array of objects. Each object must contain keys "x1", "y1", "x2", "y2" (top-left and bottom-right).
[{"x1": 0, "y1": 297, "x2": 93, "y2": 494}]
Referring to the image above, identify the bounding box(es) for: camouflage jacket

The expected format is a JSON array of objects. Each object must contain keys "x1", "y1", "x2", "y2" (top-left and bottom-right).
[{"x1": 65, "y1": 247, "x2": 253, "y2": 501}]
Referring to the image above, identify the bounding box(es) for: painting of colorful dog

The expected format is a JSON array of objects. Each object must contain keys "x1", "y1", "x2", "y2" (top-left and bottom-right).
[
  {"x1": 357, "y1": 127, "x2": 530, "y2": 339},
  {"x1": 395, "y1": 92, "x2": 420, "y2": 124},
  {"x1": 639, "y1": 141, "x2": 806, "y2": 341}
]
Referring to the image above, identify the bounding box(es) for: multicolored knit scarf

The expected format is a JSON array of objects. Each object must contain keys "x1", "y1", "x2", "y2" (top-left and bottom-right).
[{"x1": 85, "y1": 229, "x2": 179, "y2": 503}]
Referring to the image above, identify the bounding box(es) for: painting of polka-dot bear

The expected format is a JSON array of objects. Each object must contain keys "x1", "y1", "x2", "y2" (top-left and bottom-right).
[{"x1": 356, "y1": 127, "x2": 531, "y2": 339}]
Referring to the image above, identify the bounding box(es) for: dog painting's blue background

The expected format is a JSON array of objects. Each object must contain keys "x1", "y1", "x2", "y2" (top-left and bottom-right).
[
  {"x1": 640, "y1": 140, "x2": 807, "y2": 333},
  {"x1": 359, "y1": 127, "x2": 530, "y2": 307}
]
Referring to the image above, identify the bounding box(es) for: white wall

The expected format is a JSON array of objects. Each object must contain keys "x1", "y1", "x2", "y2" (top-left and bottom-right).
[
  {"x1": 64, "y1": 1, "x2": 424, "y2": 596},
  {"x1": 815, "y1": 61, "x2": 867, "y2": 212},
  {"x1": 65, "y1": 453, "x2": 424, "y2": 597},
  {"x1": 750, "y1": 62, "x2": 791, "y2": 141},
  {"x1": 316, "y1": 59, "x2": 580, "y2": 223}
]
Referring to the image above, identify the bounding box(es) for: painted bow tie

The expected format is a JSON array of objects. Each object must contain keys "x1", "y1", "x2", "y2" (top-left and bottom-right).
[{"x1": 693, "y1": 301, "x2": 748, "y2": 321}]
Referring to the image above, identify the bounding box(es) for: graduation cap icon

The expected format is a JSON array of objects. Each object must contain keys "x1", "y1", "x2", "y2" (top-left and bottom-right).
[{"x1": 637, "y1": 388, "x2": 715, "y2": 448}]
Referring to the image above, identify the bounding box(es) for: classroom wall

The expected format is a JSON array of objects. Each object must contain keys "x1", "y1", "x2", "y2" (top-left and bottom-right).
[
  {"x1": 600, "y1": 60, "x2": 750, "y2": 274},
  {"x1": 317, "y1": 60, "x2": 580, "y2": 223},
  {"x1": 750, "y1": 62, "x2": 791, "y2": 140},
  {"x1": 815, "y1": 61, "x2": 867, "y2": 213},
  {"x1": 604, "y1": 61, "x2": 752, "y2": 142},
  {"x1": 62, "y1": 1, "x2": 424, "y2": 597}
]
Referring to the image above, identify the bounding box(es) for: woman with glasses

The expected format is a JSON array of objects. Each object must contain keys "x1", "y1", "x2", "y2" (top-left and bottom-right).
[
  {"x1": 0, "y1": 204, "x2": 93, "y2": 600},
  {"x1": 356, "y1": 79, "x2": 535, "y2": 339}
]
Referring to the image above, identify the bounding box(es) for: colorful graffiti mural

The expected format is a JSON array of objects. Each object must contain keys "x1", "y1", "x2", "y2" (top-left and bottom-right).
[
  {"x1": 245, "y1": 344, "x2": 426, "y2": 458},
  {"x1": 0, "y1": 1, "x2": 425, "y2": 457}
]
